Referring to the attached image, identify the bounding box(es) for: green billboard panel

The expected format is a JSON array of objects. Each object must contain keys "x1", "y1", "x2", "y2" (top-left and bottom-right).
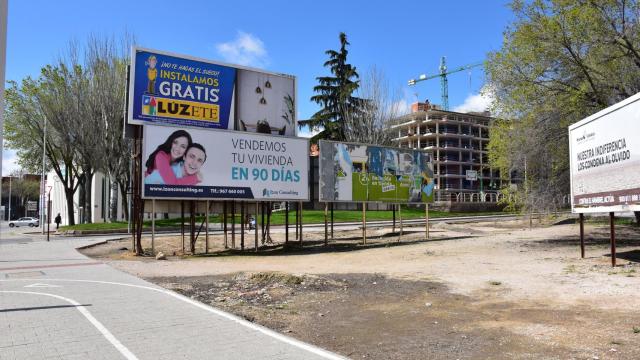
[{"x1": 319, "y1": 140, "x2": 435, "y2": 203}]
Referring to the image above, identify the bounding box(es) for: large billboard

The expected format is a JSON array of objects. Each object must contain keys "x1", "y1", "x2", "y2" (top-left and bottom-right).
[
  {"x1": 128, "y1": 47, "x2": 297, "y2": 136},
  {"x1": 142, "y1": 125, "x2": 309, "y2": 201},
  {"x1": 319, "y1": 140, "x2": 435, "y2": 203},
  {"x1": 569, "y1": 92, "x2": 640, "y2": 213}
]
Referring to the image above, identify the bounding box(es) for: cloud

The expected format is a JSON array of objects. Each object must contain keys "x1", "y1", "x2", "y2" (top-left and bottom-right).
[
  {"x1": 216, "y1": 31, "x2": 268, "y2": 67},
  {"x1": 297, "y1": 126, "x2": 321, "y2": 139},
  {"x1": 2, "y1": 149, "x2": 20, "y2": 176},
  {"x1": 453, "y1": 87, "x2": 494, "y2": 113}
]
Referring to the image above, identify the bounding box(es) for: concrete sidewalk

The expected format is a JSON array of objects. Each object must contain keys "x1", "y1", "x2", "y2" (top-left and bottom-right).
[{"x1": 0, "y1": 235, "x2": 346, "y2": 359}]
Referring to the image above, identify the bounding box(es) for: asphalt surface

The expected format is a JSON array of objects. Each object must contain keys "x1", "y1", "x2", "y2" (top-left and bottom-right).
[{"x1": 0, "y1": 223, "x2": 346, "y2": 360}]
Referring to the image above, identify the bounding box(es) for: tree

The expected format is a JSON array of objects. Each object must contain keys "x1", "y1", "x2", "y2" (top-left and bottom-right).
[
  {"x1": 83, "y1": 35, "x2": 132, "y2": 221},
  {"x1": 303, "y1": 32, "x2": 360, "y2": 141},
  {"x1": 4, "y1": 72, "x2": 83, "y2": 225},
  {"x1": 341, "y1": 66, "x2": 402, "y2": 145},
  {"x1": 485, "y1": 0, "x2": 640, "y2": 211}
]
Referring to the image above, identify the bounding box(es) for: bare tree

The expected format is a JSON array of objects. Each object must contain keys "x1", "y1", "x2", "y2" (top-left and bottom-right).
[
  {"x1": 84, "y1": 35, "x2": 132, "y2": 221},
  {"x1": 342, "y1": 66, "x2": 402, "y2": 146}
]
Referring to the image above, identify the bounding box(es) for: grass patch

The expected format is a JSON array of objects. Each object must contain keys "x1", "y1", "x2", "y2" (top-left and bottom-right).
[
  {"x1": 488, "y1": 281, "x2": 502, "y2": 286},
  {"x1": 60, "y1": 208, "x2": 510, "y2": 232},
  {"x1": 633, "y1": 326, "x2": 640, "y2": 334}
]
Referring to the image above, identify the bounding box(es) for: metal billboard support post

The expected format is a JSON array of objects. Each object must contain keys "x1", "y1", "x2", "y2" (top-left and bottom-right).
[
  {"x1": 189, "y1": 201, "x2": 196, "y2": 254},
  {"x1": 261, "y1": 202, "x2": 265, "y2": 244},
  {"x1": 579, "y1": 213, "x2": 585, "y2": 258},
  {"x1": 151, "y1": 199, "x2": 155, "y2": 255},
  {"x1": 610, "y1": 212, "x2": 616, "y2": 267},
  {"x1": 205, "y1": 200, "x2": 209, "y2": 254},
  {"x1": 362, "y1": 202, "x2": 367, "y2": 245}
]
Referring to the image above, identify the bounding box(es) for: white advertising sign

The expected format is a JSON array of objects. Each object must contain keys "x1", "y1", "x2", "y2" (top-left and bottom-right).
[
  {"x1": 465, "y1": 170, "x2": 478, "y2": 181},
  {"x1": 142, "y1": 125, "x2": 309, "y2": 201},
  {"x1": 569, "y1": 93, "x2": 640, "y2": 213}
]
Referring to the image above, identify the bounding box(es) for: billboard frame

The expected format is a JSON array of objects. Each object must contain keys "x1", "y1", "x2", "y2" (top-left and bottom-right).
[
  {"x1": 318, "y1": 139, "x2": 435, "y2": 204},
  {"x1": 569, "y1": 92, "x2": 640, "y2": 214},
  {"x1": 141, "y1": 126, "x2": 310, "y2": 202},
  {"x1": 127, "y1": 46, "x2": 298, "y2": 137}
]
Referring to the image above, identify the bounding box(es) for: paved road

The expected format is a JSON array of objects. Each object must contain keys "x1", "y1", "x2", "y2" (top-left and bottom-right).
[{"x1": 0, "y1": 228, "x2": 345, "y2": 360}]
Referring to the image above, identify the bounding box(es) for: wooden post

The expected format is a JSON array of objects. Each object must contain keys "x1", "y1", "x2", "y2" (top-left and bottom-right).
[
  {"x1": 190, "y1": 201, "x2": 196, "y2": 254},
  {"x1": 362, "y1": 202, "x2": 367, "y2": 245},
  {"x1": 610, "y1": 212, "x2": 616, "y2": 267},
  {"x1": 392, "y1": 204, "x2": 396, "y2": 233},
  {"x1": 231, "y1": 201, "x2": 236, "y2": 249},
  {"x1": 425, "y1": 203, "x2": 430, "y2": 240},
  {"x1": 254, "y1": 202, "x2": 259, "y2": 252},
  {"x1": 240, "y1": 202, "x2": 245, "y2": 251},
  {"x1": 299, "y1": 201, "x2": 303, "y2": 246},
  {"x1": 223, "y1": 201, "x2": 228, "y2": 248},
  {"x1": 324, "y1": 202, "x2": 328, "y2": 246},
  {"x1": 330, "y1": 202, "x2": 334, "y2": 239},
  {"x1": 261, "y1": 202, "x2": 265, "y2": 244},
  {"x1": 579, "y1": 213, "x2": 584, "y2": 258},
  {"x1": 151, "y1": 199, "x2": 155, "y2": 255},
  {"x1": 295, "y1": 202, "x2": 299, "y2": 240},
  {"x1": 399, "y1": 204, "x2": 403, "y2": 241},
  {"x1": 181, "y1": 200, "x2": 185, "y2": 253},
  {"x1": 205, "y1": 200, "x2": 209, "y2": 254},
  {"x1": 285, "y1": 202, "x2": 289, "y2": 245}
]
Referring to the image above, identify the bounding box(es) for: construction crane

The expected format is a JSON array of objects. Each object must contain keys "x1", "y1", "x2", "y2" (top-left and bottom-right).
[{"x1": 408, "y1": 57, "x2": 483, "y2": 111}]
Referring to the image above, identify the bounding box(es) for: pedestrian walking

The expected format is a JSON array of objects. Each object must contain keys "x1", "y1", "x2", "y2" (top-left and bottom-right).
[{"x1": 54, "y1": 213, "x2": 61, "y2": 230}]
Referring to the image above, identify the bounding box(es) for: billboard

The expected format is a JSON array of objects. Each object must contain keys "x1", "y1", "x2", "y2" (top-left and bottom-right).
[
  {"x1": 129, "y1": 47, "x2": 236, "y2": 129},
  {"x1": 319, "y1": 140, "x2": 435, "y2": 203},
  {"x1": 569, "y1": 92, "x2": 640, "y2": 213},
  {"x1": 142, "y1": 125, "x2": 308, "y2": 201},
  {"x1": 128, "y1": 47, "x2": 297, "y2": 136}
]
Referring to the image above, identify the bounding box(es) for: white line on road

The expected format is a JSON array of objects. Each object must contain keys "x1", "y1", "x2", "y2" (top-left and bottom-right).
[
  {"x1": 0, "y1": 278, "x2": 347, "y2": 360},
  {"x1": 0, "y1": 290, "x2": 138, "y2": 360}
]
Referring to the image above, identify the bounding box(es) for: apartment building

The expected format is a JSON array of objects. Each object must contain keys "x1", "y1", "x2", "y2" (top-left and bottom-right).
[{"x1": 391, "y1": 101, "x2": 500, "y2": 201}]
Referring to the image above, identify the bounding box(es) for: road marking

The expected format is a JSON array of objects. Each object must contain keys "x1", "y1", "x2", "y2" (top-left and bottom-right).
[
  {"x1": 0, "y1": 278, "x2": 347, "y2": 360},
  {"x1": 0, "y1": 262, "x2": 101, "y2": 272},
  {"x1": 0, "y1": 290, "x2": 138, "y2": 360},
  {"x1": 24, "y1": 283, "x2": 61, "y2": 288}
]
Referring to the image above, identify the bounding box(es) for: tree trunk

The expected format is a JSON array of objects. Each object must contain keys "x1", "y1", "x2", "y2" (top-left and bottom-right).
[
  {"x1": 83, "y1": 171, "x2": 94, "y2": 224},
  {"x1": 635, "y1": 211, "x2": 640, "y2": 226},
  {"x1": 118, "y1": 180, "x2": 129, "y2": 221},
  {"x1": 109, "y1": 180, "x2": 119, "y2": 222},
  {"x1": 65, "y1": 188, "x2": 76, "y2": 226}
]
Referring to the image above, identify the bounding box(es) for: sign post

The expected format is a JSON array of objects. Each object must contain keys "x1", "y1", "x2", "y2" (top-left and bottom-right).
[{"x1": 569, "y1": 92, "x2": 640, "y2": 266}]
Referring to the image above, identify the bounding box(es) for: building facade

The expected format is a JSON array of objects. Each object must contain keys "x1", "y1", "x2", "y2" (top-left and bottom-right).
[{"x1": 391, "y1": 102, "x2": 501, "y2": 201}]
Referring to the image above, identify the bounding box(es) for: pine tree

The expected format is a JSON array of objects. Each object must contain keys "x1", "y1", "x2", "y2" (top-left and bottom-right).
[{"x1": 303, "y1": 32, "x2": 359, "y2": 141}]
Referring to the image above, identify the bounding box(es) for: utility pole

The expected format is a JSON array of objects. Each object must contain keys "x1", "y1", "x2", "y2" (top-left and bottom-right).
[{"x1": 0, "y1": 0, "x2": 7, "y2": 186}]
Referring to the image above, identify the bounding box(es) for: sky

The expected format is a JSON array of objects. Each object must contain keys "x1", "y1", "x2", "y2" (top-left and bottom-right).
[{"x1": 2, "y1": 0, "x2": 514, "y2": 175}]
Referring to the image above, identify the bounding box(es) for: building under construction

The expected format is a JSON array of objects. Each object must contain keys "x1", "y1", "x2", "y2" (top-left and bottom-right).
[{"x1": 391, "y1": 101, "x2": 501, "y2": 202}]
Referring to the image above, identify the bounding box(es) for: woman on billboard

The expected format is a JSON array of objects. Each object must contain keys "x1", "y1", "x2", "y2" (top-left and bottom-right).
[{"x1": 144, "y1": 130, "x2": 202, "y2": 185}]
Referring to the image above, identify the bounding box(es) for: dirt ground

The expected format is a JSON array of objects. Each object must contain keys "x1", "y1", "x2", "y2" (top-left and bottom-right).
[{"x1": 81, "y1": 218, "x2": 640, "y2": 359}]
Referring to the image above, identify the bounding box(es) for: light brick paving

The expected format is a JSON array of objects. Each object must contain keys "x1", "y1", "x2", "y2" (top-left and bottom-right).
[{"x1": 0, "y1": 235, "x2": 346, "y2": 360}]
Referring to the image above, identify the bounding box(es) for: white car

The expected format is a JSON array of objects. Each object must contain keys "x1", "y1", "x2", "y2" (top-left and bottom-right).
[{"x1": 8, "y1": 217, "x2": 39, "y2": 227}]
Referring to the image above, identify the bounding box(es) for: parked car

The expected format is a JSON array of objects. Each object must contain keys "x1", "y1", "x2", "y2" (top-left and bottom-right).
[{"x1": 8, "y1": 217, "x2": 39, "y2": 227}]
